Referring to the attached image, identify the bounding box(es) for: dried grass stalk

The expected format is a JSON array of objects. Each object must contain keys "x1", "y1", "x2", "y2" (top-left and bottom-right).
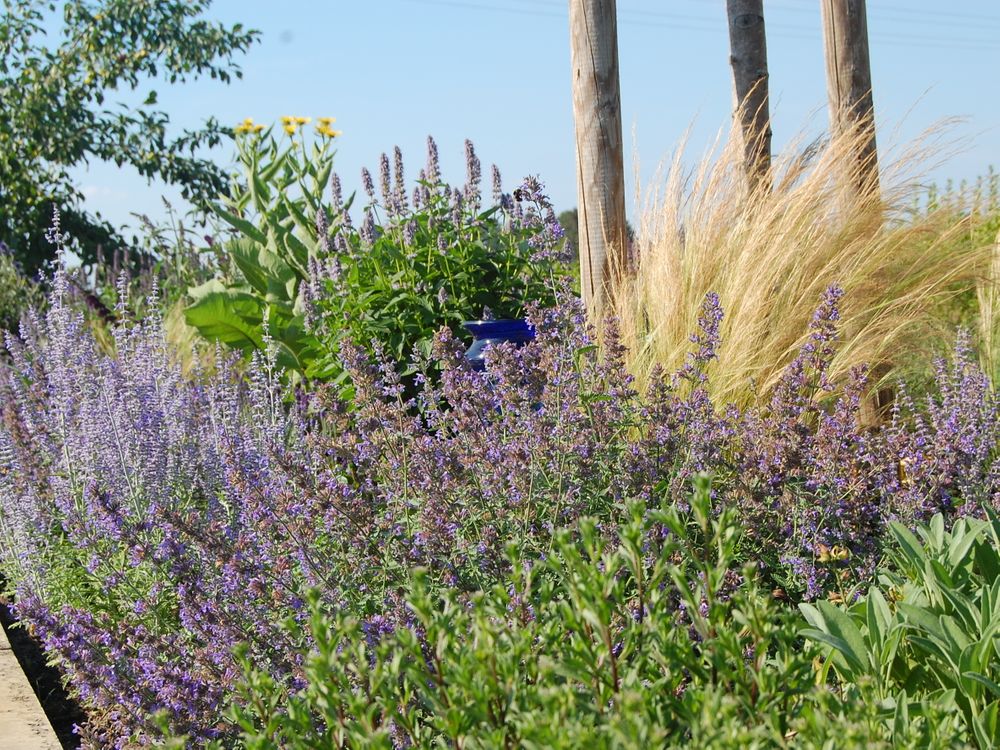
[{"x1": 614, "y1": 119, "x2": 993, "y2": 405}]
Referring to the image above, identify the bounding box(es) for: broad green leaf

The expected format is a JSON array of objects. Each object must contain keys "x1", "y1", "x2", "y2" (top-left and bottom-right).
[
  {"x1": 214, "y1": 205, "x2": 266, "y2": 244},
  {"x1": 893, "y1": 689, "x2": 910, "y2": 738},
  {"x1": 890, "y1": 522, "x2": 929, "y2": 571},
  {"x1": 185, "y1": 289, "x2": 264, "y2": 351},
  {"x1": 948, "y1": 524, "x2": 983, "y2": 569},
  {"x1": 800, "y1": 628, "x2": 865, "y2": 677},
  {"x1": 973, "y1": 700, "x2": 1000, "y2": 750},
  {"x1": 941, "y1": 585, "x2": 980, "y2": 635},
  {"x1": 228, "y1": 238, "x2": 296, "y2": 298},
  {"x1": 282, "y1": 194, "x2": 315, "y2": 242},
  {"x1": 963, "y1": 671, "x2": 1000, "y2": 699},
  {"x1": 899, "y1": 602, "x2": 948, "y2": 641},
  {"x1": 928, "y1": 513, "x2": 946, "y2": 550},
  {"x1": 940, "y1": 613, "x2": 973, "y2": 653},
  {"x1": 815, "y1": 600, "x2": 870, "y2": 675},
  {"x1": 314, "y1": 160, "x2": 333, "y2": 199},
  {"x1": 866, "y1": 591, "x2": 885, "y2": 654},
  {"x1": 908, "y1": 634, "x2": 959, "y2": 678}
]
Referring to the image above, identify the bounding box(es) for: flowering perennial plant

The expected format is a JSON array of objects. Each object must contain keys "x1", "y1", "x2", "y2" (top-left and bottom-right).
[
  {"x1": 185, "y1": 129, "x2": 571, "y2": 385},
  {"x1": 1, "y1": 271, "x2": 999, "y2": 744}
]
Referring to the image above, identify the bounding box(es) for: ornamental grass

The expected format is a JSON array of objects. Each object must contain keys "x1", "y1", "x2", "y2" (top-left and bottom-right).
[{"x1": 615, "y1": 120, "x2": 995, "y2": 407}]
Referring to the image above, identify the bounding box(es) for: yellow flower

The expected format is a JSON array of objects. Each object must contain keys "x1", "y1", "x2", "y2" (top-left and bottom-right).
[
  {"x1": 235, "y1": 117, "x2": 259, "y2": 134},
  {"x1": 283, "y1": 123, "x2": 297, "y2": 135},
  {"x1": 281, "y1": 115, "x2": 295, "y2": 125},
  {"x1": 318, "y1": 117, "x2": 336, "y2": 125},
  {"x1": 817, "y1": 543, "x2": 851, "y2": 564},
  {"x1": 294, "y1": 116, "x2": 311, "y2": 125},
  {"x1": 315, "y1": 124, "x2": 342, "y2": 138}
]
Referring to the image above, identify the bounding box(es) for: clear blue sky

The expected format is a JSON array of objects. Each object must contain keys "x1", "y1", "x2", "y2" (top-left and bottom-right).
[{"x1": 70, "y1": 0, "x2": 1000, "y2": 235}]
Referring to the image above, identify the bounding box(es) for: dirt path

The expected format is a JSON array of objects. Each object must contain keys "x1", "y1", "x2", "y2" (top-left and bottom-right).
[{"x1": 0, "y1": 600, "x2": 83, "y2": 750}]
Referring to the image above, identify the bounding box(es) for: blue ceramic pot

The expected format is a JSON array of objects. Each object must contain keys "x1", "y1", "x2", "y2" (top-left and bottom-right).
[{"x1": 462, "y1": 319, "x2": 535, "y2": 371}]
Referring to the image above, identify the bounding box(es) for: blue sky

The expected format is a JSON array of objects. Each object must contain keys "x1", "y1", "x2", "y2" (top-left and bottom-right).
[{"x1": 70, "y1": 0, "x2": 1000, "y2": 235}]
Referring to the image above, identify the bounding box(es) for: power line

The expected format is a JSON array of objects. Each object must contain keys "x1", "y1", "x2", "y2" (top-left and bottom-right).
[
  {"x1": 681, "y1": 0, "x2": 1000, "y2": 26},
  {"x1": 397, "y1": 0, "x2": 1000, "y2": 51}
]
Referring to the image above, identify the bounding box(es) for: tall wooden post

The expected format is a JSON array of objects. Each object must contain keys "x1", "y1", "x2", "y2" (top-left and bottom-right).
[
  {"x1": 820, "y1": 0, "x2": 879, "y2": 193},
  {"x1": 569, "y1": 0, "x2": 628, "y2": 318},
  {"x1": 726, "y1": 0, "x2": 771, "y2": 190}
]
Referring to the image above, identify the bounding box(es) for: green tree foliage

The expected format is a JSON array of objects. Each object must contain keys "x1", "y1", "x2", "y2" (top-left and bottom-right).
[
  {"x1": 557, "y1": 206, "x2": 635, "y2": 257},
  {"x1": 0, "y1": 245, "x2": 41, "y2": 332},
  {"x1": 0, "y1": 0, "x2": 258, "y2": 271},
  {"x1": 557, "y1": 207, "x2": 579, "y2": 252}
]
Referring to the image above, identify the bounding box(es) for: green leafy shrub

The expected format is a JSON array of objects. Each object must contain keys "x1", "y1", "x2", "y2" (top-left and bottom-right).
[
  {"x1": 801, "y1": 511, "x2": 1000, "y2": 748},
  {"x1": 0, "y1": 244, "x2": 41, "y2": 332},
  {"x1": 185, "y1": 125, "x2": 570, "y2": 381},
  {"x1": 220, "y1": 477, "x2": 932, "y2": 749},
  {"x1": 0, "y1": 0, "x2": 258, "y2": 272}
]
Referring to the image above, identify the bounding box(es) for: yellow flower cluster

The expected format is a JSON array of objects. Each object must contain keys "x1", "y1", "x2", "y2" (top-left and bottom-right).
[
  {"x1": 281, "y1": 115, "x2": 311, "y2": 135},
  {"x1": 235, "y1": 116, "x2": 342, "y2": 139},
  {"x1": 315, "y1": 116, "x2": 342, "y2": 139},
  {"x1": 234, "y1": 117, "x2": 265, "y2": 134}
]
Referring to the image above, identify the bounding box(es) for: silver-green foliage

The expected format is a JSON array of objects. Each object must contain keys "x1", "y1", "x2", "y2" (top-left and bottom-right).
[{"x1": 801, "y1": 511, "x2": 1000, "y2": 748}]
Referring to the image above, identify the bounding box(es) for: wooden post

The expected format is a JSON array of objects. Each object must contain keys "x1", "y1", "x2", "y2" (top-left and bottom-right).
[
  {"x1": 820, "y1": 0, "x2": 879, "y2": 193},
  {"x1": 568, "y1": 0, "x2": 628, "y2": 318},
  {"x1": 726, "y1": 0, "x2": 771, "y2": 191}
]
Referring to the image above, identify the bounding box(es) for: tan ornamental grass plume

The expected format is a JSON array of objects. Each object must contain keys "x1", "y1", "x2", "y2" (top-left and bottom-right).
[{"x1": 612, "y1": 118, "x2": 994, "y2": 407}]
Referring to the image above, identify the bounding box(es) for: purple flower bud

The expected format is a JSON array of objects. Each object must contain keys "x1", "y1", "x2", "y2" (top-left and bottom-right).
[
  {"x1": 329, "y1": 172, "x2": 343, "y2": 212},
  {"x1": 464, "y1": 139, "x2": 481, "y2": 207},
  {"x1": 491, "y1": 164, "x2": 503, "y2": 206},
  {"x1": 426, "y1": 135, "x2": 440, "y2": 183},
  {"x1": 360, "y1": 209, "x2": 377, "y2": 246},
  {"x1": 361, "y1": 167, "x2": 375, "y2": 200},
  {"x1": 379, "y1": 153, "x2": 392, "y2": 209}
]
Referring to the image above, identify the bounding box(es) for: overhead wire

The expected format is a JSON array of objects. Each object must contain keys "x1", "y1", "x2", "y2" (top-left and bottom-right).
[{"x1": 396, "y1": 0, "x2": 1000, "y2": 52}]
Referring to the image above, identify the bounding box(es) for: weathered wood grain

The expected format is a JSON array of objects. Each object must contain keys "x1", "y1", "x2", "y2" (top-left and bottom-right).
[{"x1": 568, "y1": 0, "x2": 628, "y2": 317}]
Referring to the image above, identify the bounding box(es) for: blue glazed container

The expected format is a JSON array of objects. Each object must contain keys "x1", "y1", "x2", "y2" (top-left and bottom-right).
[{"x1": 462, "y1": 319, "x2": 535, "y2": 371}]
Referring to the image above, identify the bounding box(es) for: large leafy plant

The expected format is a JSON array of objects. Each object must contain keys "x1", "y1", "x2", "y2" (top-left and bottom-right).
[
  {"x1": 185, "y1": 128, "x2": 570, "y2": 381},
  {"x1": 306, "y1": 139, "x2": 569, "y2": 383},
  {"x1": 185, "y1": 118, "x2": 337, "y2": 373},
  {"x1": 801, "y1": 511, "x2": 1000, "y2": 748}
]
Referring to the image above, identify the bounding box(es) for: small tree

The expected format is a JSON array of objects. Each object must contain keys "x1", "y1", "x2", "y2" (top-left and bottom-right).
[{"x1": 0, "y1": 0, "x2": 258, "y2": 272}]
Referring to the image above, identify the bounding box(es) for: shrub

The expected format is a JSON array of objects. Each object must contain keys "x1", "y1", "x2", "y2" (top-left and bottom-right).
[
  {"x1": 801, "y1": 510, "x2": 1000, "y2": 748},
  {"x1": 221, "y1": 478, "x2": 923, "y2": 749},
  {"x1": 185, "y1": 128, "x2": 570, "y2": 382}
]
